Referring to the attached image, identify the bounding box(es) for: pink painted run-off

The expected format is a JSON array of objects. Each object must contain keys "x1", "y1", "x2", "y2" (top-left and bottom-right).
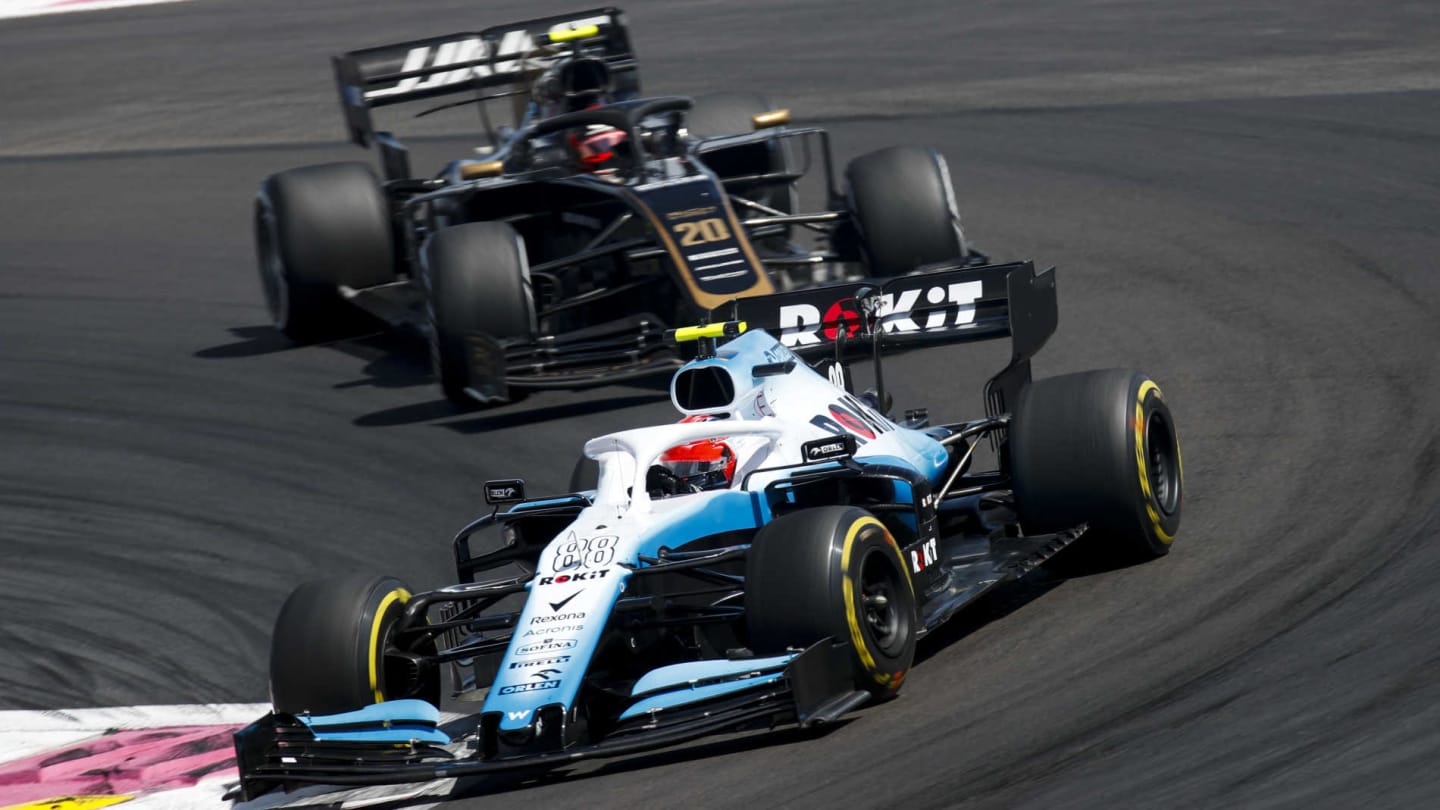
[{"x1": 0, "y1": 725, "x2": 240, "y2": 804}]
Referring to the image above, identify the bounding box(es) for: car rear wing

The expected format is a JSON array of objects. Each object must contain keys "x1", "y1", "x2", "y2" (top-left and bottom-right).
[
  {"x1": 710, "y1": 260, "x2": 1057, "y2": 418},
  {"x1": 332, "y1": 7, "x2": 639, "y2": 148}
]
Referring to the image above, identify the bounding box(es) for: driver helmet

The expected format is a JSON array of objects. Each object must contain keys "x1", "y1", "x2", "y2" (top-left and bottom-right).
[
  {"x1": 569, "y1": 125, "x2": 629, "y2": 171},
  {"x1": 658, "y1": 438, "x2": 737, "y2": 492},
  {"x1": 535, "y1": 56, "x2": 613, "y2": 115}
]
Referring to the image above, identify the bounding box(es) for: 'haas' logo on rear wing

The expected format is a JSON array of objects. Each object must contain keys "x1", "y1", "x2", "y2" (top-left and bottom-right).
[{"x1": 358, "y1": 14, "x2": 614, "y2": 102}]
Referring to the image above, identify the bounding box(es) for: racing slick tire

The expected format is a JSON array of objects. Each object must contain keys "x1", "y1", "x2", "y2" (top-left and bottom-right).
[
  {"x1": 746, "y1": 506, "x2": 916, "y2": 699},
  {"x1": 1010, "y1": 369, "x2": 1184, "y2": 561},
  {"x1": 269, "y1": 574, "x2": 439, "y2": 716},
  {"x1": 254, "y1": 162, "x2": 395, "y2": 341},
  {"x1": 688, "y1": 92, "x2": 795, "y2": 217},
  {"x1": 845, "y1": 146, "x2": 966, "y2": 276},
  {"x1": 421, "y1": 221, "x2": 535, "y2": 408}
]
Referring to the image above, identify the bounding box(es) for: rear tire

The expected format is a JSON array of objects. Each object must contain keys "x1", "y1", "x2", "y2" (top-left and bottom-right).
[
  {"x1": 421, "y1": 222, "x2": 535, "y2": 408},
  {"x1": 254, "y1": 162, "x2": 395, "y2": 341},
  {"x1": 1010, "y1": 369, "x2": 1184, "y2": 561},
  {"x1": 269, "y1": 574, "x2": 437, "y2": 716},
  {"x1": 845, "y1": 146, "x2": 966, "y2": 276},
  {"x1": 746, "y1": 506, "x2": 916, "y2": 698}
]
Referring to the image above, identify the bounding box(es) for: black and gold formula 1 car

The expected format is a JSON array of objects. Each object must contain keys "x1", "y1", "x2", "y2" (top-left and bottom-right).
[{"x1": 253, "y1": 7, "x2": 986, "y2": 406}]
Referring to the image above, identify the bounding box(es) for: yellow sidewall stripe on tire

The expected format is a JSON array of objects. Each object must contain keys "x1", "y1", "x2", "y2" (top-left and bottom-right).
[
  {"x1": 3, "y1": 798, "x2": 132, "y2": 810},
  {"x1": 369, "y1": 588, "x2": 411, "y2": 704},
  {"x1": 1133, "y1": 380, "x2": 1174, "y2": 544},
  {"x1": 840, "y1": 516, "x2": 908, "y2": 687}
]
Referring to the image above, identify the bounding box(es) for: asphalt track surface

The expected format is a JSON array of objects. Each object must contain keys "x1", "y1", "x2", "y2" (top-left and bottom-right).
[{"x1": 2, "y1": 1, "x2": 1438, "y2": 807}]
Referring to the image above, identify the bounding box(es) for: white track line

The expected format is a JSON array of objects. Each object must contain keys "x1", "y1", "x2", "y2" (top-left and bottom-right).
[
  {"x1": 0, "y1": 702, "x2": 267, "y2": 731},
  {"x1": 0, "y1": 0, "x2": 191, "y2": 21},
  {"x1": 101, "y1": 774, "x2": 455, "y2": 810}
]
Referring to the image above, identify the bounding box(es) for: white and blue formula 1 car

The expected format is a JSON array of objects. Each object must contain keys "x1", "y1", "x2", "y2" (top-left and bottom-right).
[{"x1": 232, "y1": 260, "x2": 1184, "y2": 800}]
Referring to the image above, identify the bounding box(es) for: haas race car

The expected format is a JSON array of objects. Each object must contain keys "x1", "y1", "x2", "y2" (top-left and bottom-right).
[
  {"x1": 232, "y1": 260, "x2": 1185, "y2": 799},
  {"x1": 253, "y1": 7, "x2": 985, "y2": 406}
]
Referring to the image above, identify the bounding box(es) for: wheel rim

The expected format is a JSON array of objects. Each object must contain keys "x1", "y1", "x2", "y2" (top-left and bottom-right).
[
  {"x1": 1146, "y1": 410, "x2": 1181, "y2": 516},
  {"x1": 858, "y1": 546, "x2": 910, "y2": 658},
  {"x1": 255, "y1": 203, "x2": 289, "y2": 329}
]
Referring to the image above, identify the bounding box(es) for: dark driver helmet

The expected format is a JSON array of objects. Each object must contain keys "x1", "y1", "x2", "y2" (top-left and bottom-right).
[
  {"x1": 569, "y1": 126, "x2": 629, "y2": 170},
  {"x1": 535, "y1": 56, "x2": 613, "y2": 114}
]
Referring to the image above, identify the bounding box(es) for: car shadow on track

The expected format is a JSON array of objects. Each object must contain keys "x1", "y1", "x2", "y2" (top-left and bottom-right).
[
  {"x1": 195, "y1": 322, "x2": 434, "y2": 390},
  {"x1": 193, "y1": 324, "x2": 299, "y2": 358},
  {"x1": 915, "y1": 542, "x2": 1152, "y2": 666},
  {"x1": 444, "y1": 724, "x2": 848, "y2": 802},
  {"x1": 340, "y1": 332, "x2": 672, "y2": 430},
  {"x1": 192, "y1": 323, "x2": 429, "y2": 391},
  {"x1": 196, "y1": 325, "x2": 673, "y2": 431},
  {"x1": 355, "y1": 393, "x2": 667, "y2": 432}
]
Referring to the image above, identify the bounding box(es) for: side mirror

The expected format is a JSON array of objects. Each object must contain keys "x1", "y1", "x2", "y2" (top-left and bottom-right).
[{"x1": 484, "y1": 479, "x2": 526, "y2": 505}]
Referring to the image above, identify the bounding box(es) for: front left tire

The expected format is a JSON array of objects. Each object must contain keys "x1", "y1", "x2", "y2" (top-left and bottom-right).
[
  {"x1": 745, "y1": 506, "x2": 917, "y2": 699},
  {"x1": 269, "y1": 574, "x2": 438, "y2": 716},
  {"x1": 421, "y1": 221, "x2": 536, "y2": 407}
]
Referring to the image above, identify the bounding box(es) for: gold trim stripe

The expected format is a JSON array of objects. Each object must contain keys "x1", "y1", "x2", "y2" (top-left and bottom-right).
[{"x1": 622, "y1": 186, "x2": 773, "y2": 310}]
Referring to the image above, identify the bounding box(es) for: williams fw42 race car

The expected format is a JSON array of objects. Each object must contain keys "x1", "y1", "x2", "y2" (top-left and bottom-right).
[
  {"x1": 253, "y1": 7, "x2": 985, "y2": 406},
  {"x1": 232, "y1": 260, "x2": 1185, "y2": 799}
]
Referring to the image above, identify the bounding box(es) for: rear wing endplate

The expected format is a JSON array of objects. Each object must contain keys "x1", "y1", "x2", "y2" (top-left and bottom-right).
[
  {"x1": 332, "y1": 7, "x2": 638, "y2": 147},
  {"x1": 711, "y1": 260, "x2": 1057, "y2": 417}
]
